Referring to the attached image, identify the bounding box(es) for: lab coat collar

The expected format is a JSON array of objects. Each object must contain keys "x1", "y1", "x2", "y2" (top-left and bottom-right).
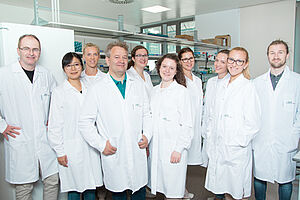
[
  {"x1": 12, "y1": 60, "x2": 42, "y2": 74},
  {"x1": 104, "y1": 72, "x2": 135, "y2": 100},
  {"x1": 158, "y1": 79, "x2": 179, "y2": 90},
  {"x1": 63, "y1": 79, "x2": 86, "y2": 94},
  {"x1": 225, "y1": 73, "x2": 247, "y2": 88},
  {"x1": 262, "y1": 65, "x2": 290, "y2": 81},
  {"x1": 81, "y1": 69, "x2": 101, "y2": 78}
]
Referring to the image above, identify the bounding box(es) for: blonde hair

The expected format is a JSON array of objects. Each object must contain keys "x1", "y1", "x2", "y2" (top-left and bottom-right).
[
  {"x1": 230, "y1": 47, "x2": 250, "y2": 80},
  {"x1": 83, "y1": 43, "x2": 100, "y2": 55}
]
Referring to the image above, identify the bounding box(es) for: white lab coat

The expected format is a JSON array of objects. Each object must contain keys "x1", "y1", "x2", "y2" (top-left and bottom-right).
[
  {"x1": 148, "y1": 81, "x2": 193, "y2": 198},
  {"x1": 253, "y1": 66, "x2": 300, "y2": 184},
  {"x1": 185, "y1": 74, "x2": 203, "y2": 165},
  {"x1": 81, "y1": 69, "x2": 106, "y2": 89},
  {"x1": 202, "y1": 74, "x2": 230, "y2": 167},
  {"x1": 48, "y1": 80, "x2": 103, "y2": 192},
  {"x1": 205, "y1": 74, "x2": 261, "y2": 199},
  {"x1": 78, "y1": 72, "x2": 152, "y2": 193},
  {"x1": 0, "y1": 61, "x2": 58, "y2": 184},
  {"x1": 127, "y1": 67, "x2": 153, "y2": 99}
]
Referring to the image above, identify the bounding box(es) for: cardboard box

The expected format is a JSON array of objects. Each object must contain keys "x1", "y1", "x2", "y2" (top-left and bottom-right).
[
  {"x1": 215, "y1": 34, "x2": 231, "y2": 47},
  {"x1": 201, "y1": 34, "x2": 231, "y2": 47},
  {"x1": 175, "y1": 34, "x2": 194, "y2": 41}
]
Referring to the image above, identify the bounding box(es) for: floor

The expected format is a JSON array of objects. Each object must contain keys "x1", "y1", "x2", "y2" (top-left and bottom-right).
[{"x1": 103, "y1": 165, "x2": 299, "y2": 200}]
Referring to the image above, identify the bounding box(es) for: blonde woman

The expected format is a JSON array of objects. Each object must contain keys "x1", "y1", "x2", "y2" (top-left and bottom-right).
[{"x1": 205, "y1": 47, "x2": 261, "y2": 200}]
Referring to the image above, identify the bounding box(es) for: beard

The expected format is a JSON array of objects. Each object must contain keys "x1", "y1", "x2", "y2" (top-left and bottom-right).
[{"x1": 269, "y1": 58, "x2": 286, "y2": 68}]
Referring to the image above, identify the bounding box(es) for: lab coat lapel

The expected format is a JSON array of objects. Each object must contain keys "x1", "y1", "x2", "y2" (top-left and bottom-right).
[
  {"x1": 12, "y1": 61, "x2": 32, "y2": 87},
  {"x1": 125, "y1": 73, "x2": 135, "y2": 100},
  {"x1": 274, "y1": 66, "x2": 289, "y2": 95},
  {"x1": 106, "y1": 73, "x2": 125, "y2": 103}
]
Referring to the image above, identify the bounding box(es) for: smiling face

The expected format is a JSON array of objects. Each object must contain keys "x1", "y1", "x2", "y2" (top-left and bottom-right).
[
  {"x1": 159, "y1": 58, "x2": 177, "y2": 83},
  {"x1": 214, "y1": 52, "x2": 228, "y2": 76},
  {"x1": 64, "y1": 57, "x2": 83, "y2": 81},
  {"x1": 106, "y1": 46, "x2": 128, "y2": 77},
  {"x1": 17, "y1": 36, "x2": 41, "y2": 68},
  {"x1": 180, "y1": 52, "x2": 195, "y2": 73},
  {"x1": 83, "y1": 46, "x2": 100, "y2": 69},
  {"x1": 132, "y1": 48, "x2": 148, "y2": 69},
  {"x1": 268, "y1": 43, "x2": 289, "y2": 69},
  {"x1": 227, "y1": 50, "x2": 248, "y2": 79}
]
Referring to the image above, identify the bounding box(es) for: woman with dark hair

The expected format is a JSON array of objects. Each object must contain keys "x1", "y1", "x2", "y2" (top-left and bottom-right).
[
  {"x1": 178, "y1": 47, "x2": 203, "y2": 199},
  {"x1": 204, "y1": 47, "x2": 261, "y2": 200},
  {"x1": 127, "y1": 45, "x2": 153, "y2": 98},
  {"x1": 148, "y1": 54, "x2": 193, "y2": 199},
  {"x1": 48, "y1": 52, "x2": 103, "y2": 200}
]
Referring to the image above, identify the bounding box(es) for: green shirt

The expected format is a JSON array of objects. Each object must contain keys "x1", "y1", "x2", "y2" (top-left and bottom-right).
[{"x1": 110, "y1": 73, "x2": 127, "y2": 99}]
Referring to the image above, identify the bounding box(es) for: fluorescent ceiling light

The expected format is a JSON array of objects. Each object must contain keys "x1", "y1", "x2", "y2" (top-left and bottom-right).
[{"x1": 141, "y1": 5, "x2": 171, "y2": 13}]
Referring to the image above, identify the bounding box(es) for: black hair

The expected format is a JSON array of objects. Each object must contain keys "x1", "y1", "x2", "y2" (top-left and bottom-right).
[{"x1": 62, "y1": 52, "x2": 83, "y2": 70}]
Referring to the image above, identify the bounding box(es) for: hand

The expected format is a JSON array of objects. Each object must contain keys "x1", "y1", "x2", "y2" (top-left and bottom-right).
[
  {"x1": 2, "y1": 125, "x2": 21, "y2": 141},
  {"x1": 138, "y1": 135, "x2": 148, "y2": 149},
  {"x1": 57, "y1": 155, "x2": 68, "y2": 167},
  {"x1": 102, "y1": 140, "x2": 117, "y2": 155},
  {"x1": 170, "y1": 151, "x2": 181, "y2": 163}
]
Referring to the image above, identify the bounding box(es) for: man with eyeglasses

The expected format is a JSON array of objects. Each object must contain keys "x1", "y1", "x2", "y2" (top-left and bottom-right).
[
  {"x1": 253, "y1": 40, "x2": 300, "y2": 200},
  {"x1": 79, "y1": 41, "x2": 152, "y2": 200},
  {"x1": 0, "y1": 34, "x2": 59, "y2": 200}
]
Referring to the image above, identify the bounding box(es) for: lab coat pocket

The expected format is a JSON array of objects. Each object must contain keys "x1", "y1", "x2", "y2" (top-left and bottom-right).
[
  {"x1": 223, "y1": 113, "x2": 238, "y2": 146},
  {"x1": 64, "y1": 139, "x2": 84, "y2": 166},
  {"x1": 41, "y1": 90, "x2": 51, "y2": 120},
  {"x1": 161, "y1": 114, "x2": 178, "y2": 138},
  {"x1": 162, "y1": 139, "x2": 176, "y2": 164},
  {"x1": 106, "y1": 137, "x2": 119, "y2": 160},
  {"x1": 8, "y1": 139, "x2": 35, "y2": 179},
  {"x1": 283, "y1": 98, "x2": 295, "y2": 112}
]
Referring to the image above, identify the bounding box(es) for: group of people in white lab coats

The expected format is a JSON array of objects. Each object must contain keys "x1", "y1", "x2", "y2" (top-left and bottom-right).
[{"x1": 0, "y1": 34, "x2": 299, "y2": 200}]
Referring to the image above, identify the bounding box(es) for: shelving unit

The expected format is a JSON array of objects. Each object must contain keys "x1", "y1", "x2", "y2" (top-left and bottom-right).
[
  {"x1": 45, "y1": 22, "x2": 226, "y2": 51},
  {"x1": 45, "y1": 22, "x2": 227, "y2": 87}
]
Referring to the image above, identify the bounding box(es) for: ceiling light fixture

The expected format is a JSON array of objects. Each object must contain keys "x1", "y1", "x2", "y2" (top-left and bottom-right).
[
  {"x1": 109, "y1": 0, "x2": 134, "y2": 4},
  {"x1": 141, "y1": 5, "x2": 171, "y2": 13}
]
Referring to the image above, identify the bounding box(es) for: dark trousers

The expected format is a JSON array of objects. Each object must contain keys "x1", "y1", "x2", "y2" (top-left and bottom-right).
[
  {"x1": 111, "y1": 186, "x2": 146, "y2": 200},
  {"x1": 254, "y1": 177, "x2": 293, "y2": 200},
  {"x1": 68, "y1": 189, "x2": 96, "y2": 200}
]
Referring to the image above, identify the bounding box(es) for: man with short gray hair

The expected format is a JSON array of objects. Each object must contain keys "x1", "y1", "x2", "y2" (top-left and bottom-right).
[{"x1": 79, "y1": 41, "x2": 152, "y2": 200}]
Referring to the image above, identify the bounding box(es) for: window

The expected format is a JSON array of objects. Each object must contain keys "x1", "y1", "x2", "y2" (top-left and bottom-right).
[
  {"x1": 167, "y1": 25, "x2": 176, "y2": 53},
  {"x1": 142, "y1": 26, "x2": 162, "y2": 55},
  {"x1": 141, "y1": 18, "x2": 195, "y2": 55}
]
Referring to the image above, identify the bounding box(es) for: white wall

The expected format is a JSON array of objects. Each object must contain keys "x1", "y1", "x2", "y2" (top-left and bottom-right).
[
  {"x1": 0, "y1": 3, "x2": 139, "y2": 32},
  {"x1": 195, "y1": 9, "x2": 240, "y2": 48},
  {"x1": 240, "y1": 0, "x2": 296, "y2": 78}
]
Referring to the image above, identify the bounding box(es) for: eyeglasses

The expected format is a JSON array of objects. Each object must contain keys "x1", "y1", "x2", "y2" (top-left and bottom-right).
[
  {"x1": 181, "y1": 57, "x2": 194, "y2": 63},
  {"x1": 65, "y1": 63, "x2": 82, "y2": 70},
  {"x1": 227, "y1": 58, "x2": 245, "y2": 66},
  {"x1": 135, "y1": 54, "x2": 148, "y2": 58},
  {"x1": 19, "y1": 47, "x2": 40, "y2": 54}
]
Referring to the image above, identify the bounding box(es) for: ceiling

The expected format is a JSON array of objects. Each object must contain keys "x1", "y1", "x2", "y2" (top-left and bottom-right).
[{"x1": 0, "y1": 0, "x2": 287, "y2": 26}]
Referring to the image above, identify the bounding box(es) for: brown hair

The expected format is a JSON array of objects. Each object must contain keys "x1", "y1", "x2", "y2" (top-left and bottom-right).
[
  {"x1": 178, "y1": 47, "x2": 194, "y2": 60},
  {"x1": 83, "y1": 43, "x2": 100, "y2": 55},
  {"x1": 128, "y1": 45, "x2": 149, "y2": 69},
  {"x1": 218, "y1": 49, "x2": 230, "y2": 56},
  {"x1": 105, "y1": 41, "x2": 128, "y2": 58},
  {"x1": 18, "y1": 34, "x2": 41, "y2": 49},
  {"x1": 156, "y1": 54, "x2": 186, "y2": 87},
  {"x1": 229, "y1": 47, "x2": 250, "y2": 80},
  {"x1": 267, "y1": 39, "x2": 289, "y2": 55}
]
